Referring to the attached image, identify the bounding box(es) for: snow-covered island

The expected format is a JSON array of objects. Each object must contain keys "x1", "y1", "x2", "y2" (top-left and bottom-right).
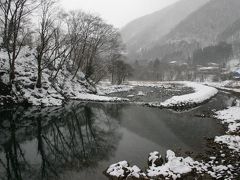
[
  {"x1": 146, "y1": 82, "x2": 218, "y2": 110},
  {"x1": 98, "y1": 81, "x2": 219, "y2": 110}
]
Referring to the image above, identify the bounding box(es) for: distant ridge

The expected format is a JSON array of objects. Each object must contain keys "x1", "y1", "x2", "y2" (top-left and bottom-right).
[
  {"x1": 121, "y1": 0, "x2": 240, "y2": 63},
  {"x1": 121, "y1": 0, "x2": 210, "y2": 59}
]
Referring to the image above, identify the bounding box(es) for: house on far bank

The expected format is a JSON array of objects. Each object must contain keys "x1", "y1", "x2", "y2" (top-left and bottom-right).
[
  {"x1": 195, "y1": 64, "x2": 221, "y2": 82},
  {"x1": 232, "y1": 68, "x2": 240, "y2": 80}
]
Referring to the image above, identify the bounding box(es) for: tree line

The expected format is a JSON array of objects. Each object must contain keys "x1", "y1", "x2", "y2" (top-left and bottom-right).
[
  {"x1": 0, "y1": 0, "x2": 132, "y2": 89},
  {"x1": 192, "y1": 42, "x2": 233, "y2": 65}
]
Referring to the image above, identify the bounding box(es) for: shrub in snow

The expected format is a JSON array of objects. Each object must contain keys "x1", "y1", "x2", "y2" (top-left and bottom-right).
[
  {"x1": 105, "y1": 161, "x2": 147, "y2": 180},
  {"x1": 137, "y1": 91, "x2": 146, "y2": 96},
  {"x1": 147, "y1": 150, "x2": 198, "y2": 180},
  {"x1": 148, "y1": 151, "x2": 163, "y2": 167}
]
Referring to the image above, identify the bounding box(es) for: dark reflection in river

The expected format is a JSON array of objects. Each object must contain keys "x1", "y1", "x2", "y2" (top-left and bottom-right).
[
  {"x1": 0, "y1": 92, "x2": 233, "y2": 180},
  {"x1": 0, "y1": 103, "x2": 122, "y2": 180}
]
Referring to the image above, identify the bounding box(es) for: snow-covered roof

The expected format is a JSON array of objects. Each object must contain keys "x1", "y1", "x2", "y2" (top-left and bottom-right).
[
  {"x1": 233, "y1": 68, "x2": 240, "y2": 75},
  {"x1": 169, "y1": 61, "x2": 177, "y2": 64},
  {"x1": 198, "y1": 66, "x2": 219, "y2": 71}
]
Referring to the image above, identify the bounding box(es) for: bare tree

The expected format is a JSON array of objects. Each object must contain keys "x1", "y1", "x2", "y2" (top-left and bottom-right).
[
  {"x1": 0, "y1": 0, "x2": 38, "y2": 84},
  {"x1": 107, "y1": 34, "x2": 126, "y2": 84},
  {"x1": 66, "y1": 11, "x2": 123, "y2": 83},
  {"x1": 66, "y1": 11, "x2": 99, "y2": 80},
  {"x1": 111, "y1": 59, "x2": 132, "y2": 85},
  {"x1": 34, "y1": 0, "x2": 56, "y2": 88},
  {"x1": 34, "y1": 0, "x2": 71, "y2": 88}
]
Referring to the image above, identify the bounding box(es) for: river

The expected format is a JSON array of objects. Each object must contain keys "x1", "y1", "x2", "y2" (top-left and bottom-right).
[{"x1": 0, "y1": 92, "x2": 237, "y2": 180}]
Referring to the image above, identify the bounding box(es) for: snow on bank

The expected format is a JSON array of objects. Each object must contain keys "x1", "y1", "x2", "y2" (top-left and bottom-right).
[
  {"x1": 71, "y1": 93, "x2": 128, "y2": 102},
  {"x1": 105, "y1": 161, "x2": 147, "y2": 179},
  {"x1": 147, "y1": 150, "x2": 197, "y2": 179},
  {"x1": 129, "y1": 81, "x2": 174, "y2": 88},
  {"x1": 97, "y1": 82, "x2": 133, "y2": 95},
  {"x1": 214, "y1": 106, "x2": 240, "y2": 153},
  {"x1": 98, "y1": 81, "x2": 218, "y2": 109},
  {"x1": 215, "y1": 135, "x2": 240, "y2": 152},
  {"x1": 148, "y1": 82, "x2": 218, "y2": 108},
  {"x1": 105, "y1": 150, "x2": 234, "y2": 180},
  {"x1": 205, "y1": 81, "x2": 240, "y2": 94},
  {"x1": 0, "y1": 48, "x2": 127, "y2": 106},
  {"x1": 137, "y1": 91, "x2": 146, "y2": 96},
  {"x1": 214, "y1": 106, "x2": 240, "y2": 133}
]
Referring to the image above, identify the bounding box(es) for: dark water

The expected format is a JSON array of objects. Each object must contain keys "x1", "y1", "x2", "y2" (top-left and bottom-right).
[{"x1": 0, "y1": 92, "x2": 236, "y2": 180}]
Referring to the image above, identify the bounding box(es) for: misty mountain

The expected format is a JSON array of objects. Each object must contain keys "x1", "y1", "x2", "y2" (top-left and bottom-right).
[
  {"x1": 164, "y1": 0, "x2": 240, "y2": 45},
  {"x1": 122, "y1": 0, "x2": 240, "y2": 63},
  {"x1": 121, "y1": 0, "x2": 210, "y2": 58},
  {"x1": 218, "y1": 18, "x2": 240, "y2": 42}
]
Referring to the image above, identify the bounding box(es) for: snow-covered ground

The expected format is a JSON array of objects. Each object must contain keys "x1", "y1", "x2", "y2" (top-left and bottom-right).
[
  {"x1": 1, "y1": 48, "x2": 218, "y2": 109},
  {"x1": 214, "y1": 106, "x2": 240, "y2": 153},
  {"x1": 205, "y1": 81, "x2": 240, "y2": 94},
  {"x1": 214, "y1": 106, "x2": 240, "y2": 133},
  {"x1": 105, "y1": 161, "x2": 147, "y2": 179},
  {"x1": 204, "y1": 80, "x2": 240, "y2": 154},
  {"x1": 97, "y1": 81, "x2": 134, "y2": 95},
  {"x1": 98, "y1": 81, "x2": 218, "y2": 110},
  {"x1": 0, "y1": 48, "x2": 128, "y2": 106},
  {"x1": 215, "y1": 135, "x2": 240, "y2": 152},
  {"x1": 71, "y1": 93, "x2": 128, "y2": 102},
  {"x1": 105, "y1": 150, "x2": 235, "y2": 180},
  {"x1": 0, "y1": 49, "x2": 226, "y2": 110},
  {"x1": 147, "y1": 82, "x2": 218, "y2": 109}
]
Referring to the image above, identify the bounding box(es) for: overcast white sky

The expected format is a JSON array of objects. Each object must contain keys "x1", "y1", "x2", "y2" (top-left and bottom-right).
[{"x1": 60, "y1": 0, "x2": 179, "y2": 28}]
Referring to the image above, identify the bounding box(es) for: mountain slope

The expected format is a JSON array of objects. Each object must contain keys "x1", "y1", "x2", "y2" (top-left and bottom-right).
[
  {"x1": 121, "y1": 0, "x2": 210, "y2": 57},
  {"x1": 218, "y1": 18, "x2": 240, "y2": 42},
  {"x1": 164, "y1": 0, "x2": 240, "y2": 45}
]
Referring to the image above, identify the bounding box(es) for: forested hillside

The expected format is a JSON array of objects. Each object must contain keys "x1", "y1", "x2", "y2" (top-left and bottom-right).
[
  {"x1": 122, "y1": 0, "x2": 240, "y2": 65},
  {"x1": 121, "y1": 0, "x2": 209, "y2": 59},
  {"x1": 164, "y1": 0, "x2": 240, "y2": 44},
  {"x1": 0, "y1": 0, "x2": 129, "y2": 106}
]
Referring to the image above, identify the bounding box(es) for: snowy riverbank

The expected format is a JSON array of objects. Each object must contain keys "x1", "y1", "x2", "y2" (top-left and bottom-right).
[
  {"x1": 98, "y1": 81, "x2": 218, "y2": 110},
  {"x1": 0, "y1": 48, "x2": 128, "y2": 106},
  {"x1": 105, "y1": 149, "x2": 236, "y2": 180},
  {"x1": 0, "y1": 53, "x2": 219, "y2": 109},
  {"x1": 205, "y1": 81, "x2": 240, "y2": 94},
  {"x1": 214, "y1": 106, "x2": 240, "y2": 152},
  {"x1": 130, "y1": 81, "x2": 218, "y2": 110}
]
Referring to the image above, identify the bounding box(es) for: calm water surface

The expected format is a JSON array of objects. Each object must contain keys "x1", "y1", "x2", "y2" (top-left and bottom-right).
[{"x1": 0, "y1": 92, "x2": 235, "y2": 180}]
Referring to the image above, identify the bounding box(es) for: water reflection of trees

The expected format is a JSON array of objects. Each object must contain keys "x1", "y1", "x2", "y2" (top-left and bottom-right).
[
  {"x1": 0, "y1": 107, "x2": 29, "y2": 180},
  {"x1": 0, "y1": 103, "x2": 122, "y2": 180}
]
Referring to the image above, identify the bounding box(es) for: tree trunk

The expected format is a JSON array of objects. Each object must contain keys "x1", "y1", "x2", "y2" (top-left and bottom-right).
[
  {"x1": 9, "y1": 64, "x2": 15, "y2": 84},
  {"x1": 36, "y1": 69, "x2": 42, "y2": 88}
]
